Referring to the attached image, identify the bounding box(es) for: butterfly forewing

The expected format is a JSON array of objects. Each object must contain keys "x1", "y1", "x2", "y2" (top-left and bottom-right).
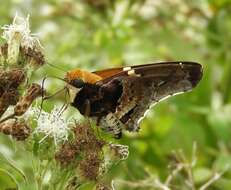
[{"x1": 95, "y1": 61, "x2": 202, "y2": 85}]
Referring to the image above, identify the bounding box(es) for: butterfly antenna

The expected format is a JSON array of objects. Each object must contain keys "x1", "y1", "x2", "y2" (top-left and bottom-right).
[
  {"x1": 39, "y1": 76, "x2": 67, "y2": 118},
  {"x1": 39, "y1": 76, "x2": 47, "y2": 118},
  {"x1": 46, "y1": 61, "x2": 67, "y2": 73},
  {"x1": 42, "y1": 87, "x2": 66, "y2": 100},
  {"x1": 57, "y1": 88, "x2": 70, "y2": 116}
]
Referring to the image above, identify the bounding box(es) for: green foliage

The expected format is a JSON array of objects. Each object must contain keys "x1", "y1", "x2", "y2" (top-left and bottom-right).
[{"x1": 1, "y1": 0, "x2": 231, "y2": 189}]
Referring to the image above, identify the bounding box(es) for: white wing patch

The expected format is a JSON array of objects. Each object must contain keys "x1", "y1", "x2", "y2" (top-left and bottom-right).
[
  {"x1": 123, "y1": 67, "x2": 131, "y2": 71},
  {"x1": 127, "y1": 69, "x2": 141, "y2": 77}
]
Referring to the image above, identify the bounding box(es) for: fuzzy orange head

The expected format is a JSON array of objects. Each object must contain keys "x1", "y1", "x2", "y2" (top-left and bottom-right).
[
  {"x1": 65, "y1": 69, "x2": 102, "y2": 85},
  {"x1": 64, "y1": 69, "x2": 103, "y2": 102}
]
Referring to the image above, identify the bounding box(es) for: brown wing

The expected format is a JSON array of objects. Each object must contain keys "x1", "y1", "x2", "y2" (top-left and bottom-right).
[
  {"x1": 93, "y1": 68, "x2": 123, "y2": 79},
  {"x1": 92, "y1": 64, "x2": 161, "y2": 80},
  {"x1": 95, "y1": 61, "x2": 203, "y2": 132},
  {"x1": 94, "y1": 61, "x2": 202, "y2": 87}
]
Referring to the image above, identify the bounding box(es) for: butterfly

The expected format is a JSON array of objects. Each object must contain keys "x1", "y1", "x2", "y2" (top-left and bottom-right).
[{"x1": 64, "y1": 61, "x2": 203, "y2": 138}]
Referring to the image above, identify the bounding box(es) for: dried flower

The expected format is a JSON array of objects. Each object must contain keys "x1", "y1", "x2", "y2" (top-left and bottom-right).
[
  {"x1": 79, "y1": 151, "x2": 102, "y2": 181},
  {"x1": 14, "y1": 83, "x2": 43, "y2": 116},
  {"x1": 0, "y1": 88, "x2": 20, "y2": 117},
  {"x1": 55, "y1": 143, "x2": 79, "y2": 166},
  {"x1": 0, "y1": 68, "x2": 26, "y2": 93},
  {"x1": 32, "y1": 106, "x2": 70, "y2": 145},
  {"x1": 0, "y1": 119, "x2": 31, "y2": 140},
  {"x1": 0, "y1": 43, "x2": 8, "y2": 64},
  {"x1": 73, "y1": 123, "x2": 106, "y2": 152},
  {"x1": 55, "y1": 122, "x2": 107, "y2": 183},
  {"x1": 11, "y1": 119, "x2": 31, "y2": 140},
  {"x1": 21, "y1": 46, "x2": 45, "y2": 68}
]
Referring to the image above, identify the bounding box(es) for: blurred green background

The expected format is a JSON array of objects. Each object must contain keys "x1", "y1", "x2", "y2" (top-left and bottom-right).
[{"x1": 1, "y1": 0, "x2": 231, "y2": 189}]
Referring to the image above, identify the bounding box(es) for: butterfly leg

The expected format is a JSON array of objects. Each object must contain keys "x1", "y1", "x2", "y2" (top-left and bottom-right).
[{"x1": 83, "y1": 99, "x2": 91, "y2": 117}]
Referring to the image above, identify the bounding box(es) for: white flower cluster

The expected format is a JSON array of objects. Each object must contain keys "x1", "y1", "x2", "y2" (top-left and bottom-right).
[
  {"x1": 1, "y1": 13, "x2": 42, "y2": 49},
  {"x1": 31, "y1": 107, "x2": 71, "y2": 145}
]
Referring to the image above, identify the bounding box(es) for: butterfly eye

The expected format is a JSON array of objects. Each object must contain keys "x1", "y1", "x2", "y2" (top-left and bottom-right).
[{"x1": 71, "y1": 79, "x2": 85, "y2": 88}]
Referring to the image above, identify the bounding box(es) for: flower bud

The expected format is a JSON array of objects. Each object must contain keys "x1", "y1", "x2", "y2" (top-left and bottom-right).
[
  {"x1": 14, "y1": 83, "x2": 43, "y2": 116},
  {"x1": 0, "y1": 88, "x2": 20, "y2": 117},
  {"x1": 21, "y1": 46, "x2": 45, "y2": 69},
  {"x1": 1, "y1": 14, "x2": 44, "y2": 69},
  {"x1": 7, "y1": 31, "x2": 22, "y2": 66},
  {"x1": 0, "y1": 119, "x2": 31, "y2": 141},
  {"x1": 0, "y1": 69, "x2": 26, "y2": 93},
  {"x1": 0, "y1": 43, "x2": 8, "y2": 66}
]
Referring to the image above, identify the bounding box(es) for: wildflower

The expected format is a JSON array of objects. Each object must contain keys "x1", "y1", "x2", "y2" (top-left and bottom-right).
[
  {"x1": 1, "y1": 14, "x2": 45, "y2": 68},
  {"x1": 32, "y1": 106, "x2": 71, "y2": 145},
  {"x1": 1, "y1": 14, "x2": 42, "y2": 50}
]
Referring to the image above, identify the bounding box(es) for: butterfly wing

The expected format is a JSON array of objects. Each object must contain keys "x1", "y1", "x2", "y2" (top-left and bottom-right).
[
  {"x1": 94, "y1": 61, "x2": 202, "y2": 86},
  {"x1": 93, "y1": 68, "x2": 123, "y2": 79},
  {"x1": 94, "y1": 61, "x2": 203, "y2": 132}
]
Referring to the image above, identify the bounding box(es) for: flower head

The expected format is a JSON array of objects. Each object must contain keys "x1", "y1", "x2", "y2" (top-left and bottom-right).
[
  {"x1": 1, "y1": 14, "x2": 42, "y2": 49},
  {"x1": 1, "y1": 14, "x2": 44, "y2": 67},
  {"x1": 32, "y1": 106, "x2": 71, "y2": 145}
]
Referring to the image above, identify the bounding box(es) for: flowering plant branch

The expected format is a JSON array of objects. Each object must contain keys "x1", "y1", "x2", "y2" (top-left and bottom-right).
[{"x1": 0, "y1": 14, "x2": 129, "y2": 190}]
